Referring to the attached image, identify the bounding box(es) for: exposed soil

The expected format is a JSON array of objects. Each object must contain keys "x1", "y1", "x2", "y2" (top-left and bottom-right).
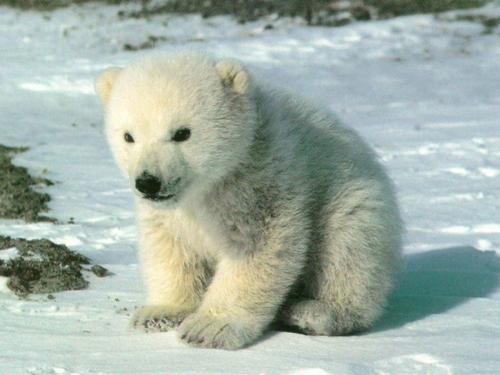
[
  {"x1": 123, "y1": 35, "x2": 168, "y2": 51},
  {"x1": 364, "y1": 0, "x2": 489, "y2": 18},
  {"x1": 0, "y1": 235, "x2": 109, "y2": 297},
  {"x1": 0, "y1": 146, "x2": 110, "y2": 297},
  {"x1": 118, "y1": 0, "x2": 491, "y2": 26},
  {"x1": 0, "y1": 145, "x2": 54, "y2": 222},
  {"x1": 125, "y1": 0, "x2": 375, "y2": 26},
  {"x1": 0, "y1": 1, "x2": 491, "y2": 26}
]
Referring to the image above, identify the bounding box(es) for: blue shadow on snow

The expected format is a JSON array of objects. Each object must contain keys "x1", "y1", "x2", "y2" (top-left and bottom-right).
[{"x1": 372, "y1": 246, "x2": 500, "y2": 332}]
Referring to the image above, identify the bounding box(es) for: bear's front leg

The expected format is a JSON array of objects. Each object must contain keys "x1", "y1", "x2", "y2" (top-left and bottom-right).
[
  {"x1": 177, "y1": 220, "x2": 307, "y2": 349},
  {"x1": 132, "y1": 220, "x2": 211, "y2": 332}
]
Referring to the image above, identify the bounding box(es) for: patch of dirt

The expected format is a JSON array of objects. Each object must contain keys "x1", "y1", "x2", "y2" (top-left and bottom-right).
[
  {"x1": 90, "y1": 264, "x2": 111, "y2": 277},
  {"x1": 364, "y1": 0, "x2": 489, "y2": 18},
  {"x1": 125, "y1": 0, "x2": 375, "y2": 26},
  {"x1": 123, "y1": 35, "x2": 168, "y2": 51},
  {"x1": 0, "y1": 1, "x2": 491, "y2": 26},
  {"x1": 0, "y1": 235, "x2": 109, "y2": 297},
  {"x1": 123, "y1": 0, "x2": 490, "y2": 26},
  {"x1": 0, "y1": 145, "x2": 54, "y2": 222},
  {"x1": 0, "y1": 0, "x2": 127, "y2": 10}
]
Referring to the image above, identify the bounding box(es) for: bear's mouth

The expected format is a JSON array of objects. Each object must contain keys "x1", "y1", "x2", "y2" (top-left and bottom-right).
[{"x1": 143, "y1": 194, "x2": 175, "y2": 202}]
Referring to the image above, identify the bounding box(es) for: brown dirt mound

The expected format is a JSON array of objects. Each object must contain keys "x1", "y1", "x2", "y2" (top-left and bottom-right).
[
  {"x1": 0, "y1": 145, "x2": 54, "y2": 222},
  {"x1": 123, "y1": 0, "x2": 489, "y2": 25},
  {"x1": 0, "y1": 235, "x2": 108, "y2": 297},
  {"x1": 0, "y1": 1, "x2": 489, "y2": 26}
]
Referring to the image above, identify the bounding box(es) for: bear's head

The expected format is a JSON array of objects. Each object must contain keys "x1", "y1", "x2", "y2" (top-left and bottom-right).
[{"x1": 95, "y1": 52, "x2": 257, "y2": 208}]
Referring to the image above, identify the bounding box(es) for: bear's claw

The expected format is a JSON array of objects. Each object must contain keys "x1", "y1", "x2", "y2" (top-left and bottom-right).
[{"x1": 131, "y1": 305, "x2": 187, "y2": 332}]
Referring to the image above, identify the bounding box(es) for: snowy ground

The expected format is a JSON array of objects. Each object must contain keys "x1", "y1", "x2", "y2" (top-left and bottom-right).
[{"x1": 1, "y1": 2, "x2": 499, "y2": 374}]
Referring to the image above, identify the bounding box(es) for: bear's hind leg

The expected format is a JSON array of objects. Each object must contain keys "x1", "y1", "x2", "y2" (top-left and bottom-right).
[
  {"x1": 280, "y1": 182, "x2": 402, "y2": 336},
  {"x1": 279, "y1": 299, "x2": 374, "y2": 336},
  {"x1": 280, "y1": 299, "x2": 336, "y2": 335}
]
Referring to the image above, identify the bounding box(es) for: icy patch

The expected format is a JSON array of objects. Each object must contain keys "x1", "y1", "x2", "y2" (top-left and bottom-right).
[
  {"x1": 478, "y1": 167, "x2": 499, "y2": 178},
  {"x1": 0, "y1": 247, "x2": 19, "y2": 261},
  {"x1": 0, "y1": 276, "x2": 11, "y2": 294},
  {"x1": 289, "y1": 369, "x2": 331, "y2": 375},
  {"x1": 430, "y1": 192, "x2": 485, "y2": 203},
  {"x1": 417, "y1": 145, "x2": 438, "y2": 156},
  {"x1": 19, "y1": 77, "x2": 94, "y2": 95},
  {"x1": 473, "y1": 224, "x2": 500, "y2": 234},
  {"x1": 445, "y1": 167, "x2": 470, "y2": 176},
  {"x1": 375, "y1": 354, "x2": 452, "y2": 374},
  {"x1": 425, "y1": 120, "x2": 480, "y2": 129},
  {"x1": 25, "y1": 365, "x2": 81, "y2": 375},
  {"x1": 440, "y1": 224, "x2": 500, "y2": 235},
  {"x1": 51, "y1": 235, "x2": 83, "y2": 247},
  {"x1": 476, "y1": 239, "x2": 493, "y2": 251},
  {"x1": 440, "y1": 226, "x2": 470, "y2": 234}
]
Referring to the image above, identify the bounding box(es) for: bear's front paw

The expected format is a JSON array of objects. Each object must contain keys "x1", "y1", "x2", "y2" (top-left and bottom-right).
[
  {"x1": 131, "y1": 305, "x2": 189, "y2": 332},
  {"x1": 177, "y1": 312, "x2": 258, "y2": 350}
]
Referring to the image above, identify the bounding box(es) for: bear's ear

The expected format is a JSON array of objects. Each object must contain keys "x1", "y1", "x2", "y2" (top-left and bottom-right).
[
  {"x1": 215, "y1": 59, "x2": 250, "y2": 95},
  {"x1": 95, "y1": 67, "x2": 122, "y2": 105}
]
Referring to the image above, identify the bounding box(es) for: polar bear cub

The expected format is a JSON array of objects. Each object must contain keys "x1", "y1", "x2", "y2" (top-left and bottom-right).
[{"x1": 95, "y1": 52, "x2": 402, "y2": 350}]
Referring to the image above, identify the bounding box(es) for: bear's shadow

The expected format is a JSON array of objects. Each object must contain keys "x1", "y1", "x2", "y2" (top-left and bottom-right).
[{"x1": 371, "y1": 246, "x2": 500, "y2": 332}]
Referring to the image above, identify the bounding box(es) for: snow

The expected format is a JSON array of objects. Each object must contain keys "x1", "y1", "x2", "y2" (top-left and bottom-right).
[{"x1": 1, "y1": 2, "x2": 499, "y2": 374}]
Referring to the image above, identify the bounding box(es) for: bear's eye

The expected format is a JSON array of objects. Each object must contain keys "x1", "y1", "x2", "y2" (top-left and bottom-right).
[
  {"x1": 172, "y1": 128, "x2": 191, "y2": 143},
  {"x1": 124, "y1": 132, "x2": 134, "y2": 143}
]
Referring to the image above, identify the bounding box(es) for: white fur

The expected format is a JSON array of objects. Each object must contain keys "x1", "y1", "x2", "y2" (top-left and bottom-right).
[{"x1": 96, "y1": 52, "x2": 403, "y2": 350}]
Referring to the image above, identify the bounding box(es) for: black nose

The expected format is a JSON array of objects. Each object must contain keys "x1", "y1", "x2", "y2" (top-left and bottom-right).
[{"x1": 135, "y1": 172, "x2": 161, "y2": 196}]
